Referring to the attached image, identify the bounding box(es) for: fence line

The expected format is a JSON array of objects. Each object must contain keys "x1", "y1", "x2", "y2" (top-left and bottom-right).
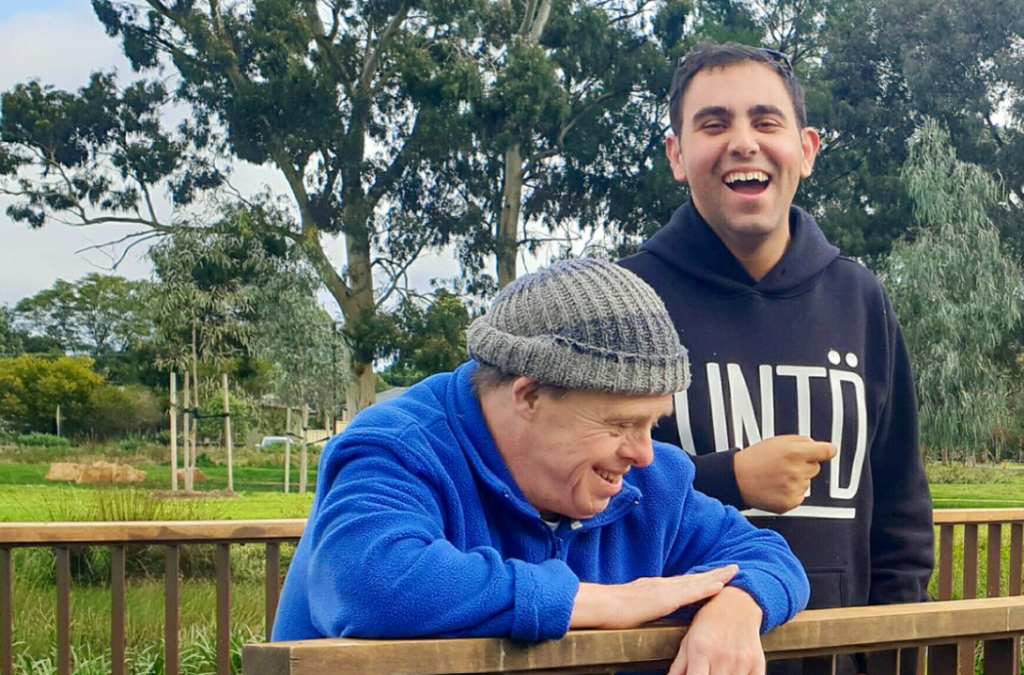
[
  {"x1": 243, "y1": 597, "x2": 1024, "y2": 675},
  {"x1": 0, "y1": 520, "x2": 304, "y2": 675},
  {"x1": 1, "y1": 511, "x2": 1022, "y2": 675}
]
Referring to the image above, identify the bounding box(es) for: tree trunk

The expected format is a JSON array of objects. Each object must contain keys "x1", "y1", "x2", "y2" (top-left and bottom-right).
[
  {"x1": 497, "y1": 144, "x2": 524, "y2": 289},
  {"x1": 496, "y1": 0, "x2": 552, "y2": 290}
]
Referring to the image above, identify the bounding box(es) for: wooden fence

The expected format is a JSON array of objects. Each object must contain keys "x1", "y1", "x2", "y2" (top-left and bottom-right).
[
  {"x1": 242, "y1": 597, "x2": 1024, "y2": 675},
  {"x1": 0, "y1": 509, "x2": 1022, "y2": 675},
  {"x1": 0, "y1": 519, "x2": 305, "y2": 675}
]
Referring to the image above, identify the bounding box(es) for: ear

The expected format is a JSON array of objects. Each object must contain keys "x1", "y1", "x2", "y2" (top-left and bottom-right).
[
  {"x1": 800, "y1": 127, "x2": 821, "y2": 178},
  {"x1": 511, "y1": 376, "x2": 544, "y2": 422},
  {"x1": 665, "y1": 136, "x2": 688, "y2": 183}
]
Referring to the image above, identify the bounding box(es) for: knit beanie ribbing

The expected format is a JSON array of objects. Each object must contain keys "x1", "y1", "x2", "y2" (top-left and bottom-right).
[{"x1": 466, "y1": 258, "x2": 690, "y2": 396}]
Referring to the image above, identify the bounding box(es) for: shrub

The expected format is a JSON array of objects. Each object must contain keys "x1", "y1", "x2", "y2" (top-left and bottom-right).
[
  {"x1": 0, "y1": 355, "x2": 103, "y2": 435},
  {"x1": 87, "y1": 384, "x2": 164, "y2": 440},
  {"x1": 925, "y1": 462, "x2": 1014, "y2": 484},
  {"x1": 15, "y1": 432, "x2": 70, "y2": 448}
]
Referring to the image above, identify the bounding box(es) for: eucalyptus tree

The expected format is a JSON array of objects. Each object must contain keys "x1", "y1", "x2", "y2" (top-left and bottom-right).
[
  {"x1": 151, "y1": 205, "x2": 289, "y2": 489},
  {"x1": 0, "y1": 0, "x2": 490, "y2": 414},
  {"x1": 882, "y1": 120, "x2": 1023, "y2": 463},
  {"x1": 253, "y1": 269, "x2": 350, "y2": 432},
  {"x1": 466, "y1": 0, "x2": 671, "y2": 287},
  {"x1": 14, "y1": 275, "x2": 153, "y2": 359}
]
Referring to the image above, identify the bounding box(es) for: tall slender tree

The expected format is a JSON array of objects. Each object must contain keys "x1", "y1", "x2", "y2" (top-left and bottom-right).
[{"x1": 882, "y1": 119, "x2": 1023, "y2": 462}]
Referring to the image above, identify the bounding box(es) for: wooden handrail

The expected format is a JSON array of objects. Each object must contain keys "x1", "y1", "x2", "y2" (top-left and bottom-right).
[
  {"x1": 241, "y1": 597, "x2": 1024, "y2": 675},
  {"x1": 933, "y1": 509, "x2": 1024, "y2": 524},
  {"x1": 0, "y1": 519, "x2": 306, "y2": 546},
  {"x1": 0, "y1": 509, "x2": 1021, "y2": 546}
]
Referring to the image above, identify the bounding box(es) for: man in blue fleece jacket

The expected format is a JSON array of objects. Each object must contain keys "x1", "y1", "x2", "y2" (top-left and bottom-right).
[{"x1": 274, "y1": 258, "x2": 809, "y2": 675}]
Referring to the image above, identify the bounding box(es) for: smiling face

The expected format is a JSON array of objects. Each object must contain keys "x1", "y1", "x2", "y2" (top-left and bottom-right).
[
  {"x1": 509, "y1": 382, "x2": 673, "y2": 520},
  {"x1": 667, "y1": 61, "x2": 820, "y2": 264}
]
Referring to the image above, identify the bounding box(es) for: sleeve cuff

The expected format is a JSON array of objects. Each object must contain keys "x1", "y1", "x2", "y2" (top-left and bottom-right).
[
  {"x1": 692, "y1": 449, "x2": 747, "y2": 509},
  {"x1": 510, "y1": 559, "x2": 579, "y2": 641}
]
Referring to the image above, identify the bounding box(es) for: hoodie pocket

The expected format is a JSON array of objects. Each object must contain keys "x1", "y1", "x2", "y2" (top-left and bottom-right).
[{"x1": 805, "y1": 567, "x2": 848, "y2": 610}]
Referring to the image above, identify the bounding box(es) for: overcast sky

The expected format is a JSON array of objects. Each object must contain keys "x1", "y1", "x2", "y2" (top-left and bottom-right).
[{"x1": 0, "y1": 0, "x2": 467, "y2": 312}]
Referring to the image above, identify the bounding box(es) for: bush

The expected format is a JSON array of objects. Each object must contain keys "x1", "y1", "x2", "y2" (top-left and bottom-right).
[
  {"x1": 15, "y1": 432, "x2": 71, "y2": 448},
  {"x1": 87, "y1": 384, "x2": 165, "y2": 440},
  {"x1": 0, "y1": 355, "x2": 103, "y2": 435},
  {"x1": 925, "y1": 462, "x2": 1014, "y2": 484}
]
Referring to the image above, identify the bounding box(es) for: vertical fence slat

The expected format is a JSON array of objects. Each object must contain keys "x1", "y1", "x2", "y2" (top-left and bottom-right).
[
  {"x1": 981, "y1": 638, "x2": 1014, "y2": 675},
  {"x1": 963, "y1": 523, "x2": 979, "y2": 599},
  {"x1": 1, "y1": 547, "x2": 12, "y2": 675},
  {"x1": 1011, "y1": 525, "x2": 1024, "y2": 675},
  {"x1": 928, "y1": 644, "x2": 958, "y2": 675},
  {"x1": 111, "y1": 546, "x2": 126, "y2": 675},
  {"x1": 939, "y1": 524, "x2": 955, "y2": 600},
  {"x1": 55, "y1": 547, "x2": 71, "y2": 675},
  {"x1": 265, "y1": 542, "x2": 281, "y2": 640},
  {"x1": 960, "y1": 524, "x2": 979, "y2": 675},
  {"x1": 986, "y1": 524, "x2": 1002, "y2": 598},
  {"x1": 1010, "y1": 523, "x2": 1023, "y2": 597},
  {"x1": 217, "y1": 543, "x2": 232, "y2": 675},
  {"x1": 165, "y1": 544, "x2": 180, "y2": 675}
]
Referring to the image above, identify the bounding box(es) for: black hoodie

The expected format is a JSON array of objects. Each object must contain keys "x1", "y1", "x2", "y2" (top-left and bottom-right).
[{"x1": 620, "y1": 203, "x2": 934, "y2": 619}]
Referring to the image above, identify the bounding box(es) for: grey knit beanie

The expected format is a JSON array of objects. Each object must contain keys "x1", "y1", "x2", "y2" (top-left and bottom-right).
[{"x1": 466, "y1": 258, "x2": 690, "y2": 396}]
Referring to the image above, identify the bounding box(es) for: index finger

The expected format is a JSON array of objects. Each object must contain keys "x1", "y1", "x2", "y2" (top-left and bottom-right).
[{"x1": 800, "y1": 442, "x2": 837, "y2": 462}]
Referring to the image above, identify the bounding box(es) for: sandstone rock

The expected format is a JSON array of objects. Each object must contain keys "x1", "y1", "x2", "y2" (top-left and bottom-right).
[
  {"x1": 175, "y1": 468, "x2": 208, "y2": 484},
  {"x1": 45, "y1": 463, "x2": 82, "y2": 482},
  {"x1": 75, "y1": 461, "x2": 147, "y2": 485}
]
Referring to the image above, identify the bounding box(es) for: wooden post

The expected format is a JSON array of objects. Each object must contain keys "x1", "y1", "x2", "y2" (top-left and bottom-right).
[
  {"x1": 170, "y1": 372, "x2": 178, "y2": 492},
  {"x1": 55, "y1": 405, "x2": 62, "y2": 438},
  {"x1": 300, "y1": 403, "x2": 309, "y2": 495},
  {"x1": 284, "y1": 407, "x2": 292, "y2": 494},
  {"x1": 223, "y1": 374, "x2": 233, "y2": 493},
  {"x1": 183, "y1": 372, "x2": 193, "y2": 492}
]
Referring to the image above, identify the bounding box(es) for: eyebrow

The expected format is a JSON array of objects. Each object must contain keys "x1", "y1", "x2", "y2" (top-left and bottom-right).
[{"x1": 750, "y1": 104, "x2": 788, "y2": 119}]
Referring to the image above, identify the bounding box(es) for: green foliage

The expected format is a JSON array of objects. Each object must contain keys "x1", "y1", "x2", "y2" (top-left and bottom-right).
[
  {"x1": 0, "y1": 356, "x2": 104, "y2": 436},
  {"x1": 86, "y1": 384, "x2": 164, "y2": 440},
  {"x1": 882, "y1": 120, "x2": 1024, "y2": 461},
  {"x1": 197, "y1": 392, "x2": 254, "y2": 444},
  {"x1": 379, "y1": 291, "x2": 471, "y2": 387},
  {"x1": 15, "y1": 433, "x2": 71, "y2": 449},
  {"x1": 925, "y1": 463, "x2": 1014, "y2": 485},
  {"x1": 252, "y1": 265, "x2": 349, "y2": 419},
  {"x1": 0, "y1": 306, "x2": 24, "y2": 357}
]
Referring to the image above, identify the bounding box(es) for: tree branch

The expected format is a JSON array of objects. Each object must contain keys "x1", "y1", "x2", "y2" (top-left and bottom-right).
[
  {"x1": 366, "y1": 114, "x2": 421, "y2": 210},
  {"x1": 361, "y1": 4, "x2": 410, "y2": 92}
]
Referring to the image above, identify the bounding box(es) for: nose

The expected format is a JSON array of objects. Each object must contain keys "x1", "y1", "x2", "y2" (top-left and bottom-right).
[
  {"x1": 621, "y1": 429, "x2": 655, "y2": 468},
  {"x1": 729, "y1": 123, "x2": 759, "y2": 158}
]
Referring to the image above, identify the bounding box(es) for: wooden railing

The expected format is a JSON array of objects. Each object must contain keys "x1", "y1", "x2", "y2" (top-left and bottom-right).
[
  {"x1": 1, "y1": 510, "x2": 1022, "y2": 675},
  {"x1": 242, "y1": 597, "x2": 1024, "y2": 675},
  {"x1": 0, "y1": 520, "x2": 305, "y2": 675},
  {"x1": 934, "y1": 510, "x2": 1024, "y2": 675}
]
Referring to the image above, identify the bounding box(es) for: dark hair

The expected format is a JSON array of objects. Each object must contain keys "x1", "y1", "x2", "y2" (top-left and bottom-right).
[
  {"x1": 472, "y1": 362, "x2": 569, "y2": 400},
  {"x1": 669, "y1": 42, "x2": 808, "y2": 136}
]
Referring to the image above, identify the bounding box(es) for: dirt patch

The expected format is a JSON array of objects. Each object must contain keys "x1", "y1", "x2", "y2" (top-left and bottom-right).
[{"x1": 153, "y1": 489, "x2": 240, "y2": 500}]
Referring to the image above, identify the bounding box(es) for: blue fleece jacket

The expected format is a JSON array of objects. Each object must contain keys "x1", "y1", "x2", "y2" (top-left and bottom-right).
[{"x1": 272, "y1": 361, "x2": 809, "y2": 642}]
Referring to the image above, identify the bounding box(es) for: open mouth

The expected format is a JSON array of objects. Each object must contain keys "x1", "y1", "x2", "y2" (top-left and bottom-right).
[
  {"x1": 724, "y1": 170, "x2": 770, "y2": 196},
  {"x1": 594, "y1": 468, "x2": 623, "y2": 485}
]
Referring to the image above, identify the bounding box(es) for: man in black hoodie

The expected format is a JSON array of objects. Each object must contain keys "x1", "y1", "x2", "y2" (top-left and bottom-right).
[{"x1": 620, "y1": 43, "x2": 934, "y2": 673}]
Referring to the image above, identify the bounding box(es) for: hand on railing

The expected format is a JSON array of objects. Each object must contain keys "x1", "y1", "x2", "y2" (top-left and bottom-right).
[
  {"x1": 669, "y1": 585, "x2": 764, "y2": 675},
  {"x1": 569, "y1": 565, "x2": 738, "y2": 630}
]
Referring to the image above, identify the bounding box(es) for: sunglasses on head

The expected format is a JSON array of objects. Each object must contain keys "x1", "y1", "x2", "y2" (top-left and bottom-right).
[{"x1": 677, "y1": 47, "x2": 793, "y2": 73}]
